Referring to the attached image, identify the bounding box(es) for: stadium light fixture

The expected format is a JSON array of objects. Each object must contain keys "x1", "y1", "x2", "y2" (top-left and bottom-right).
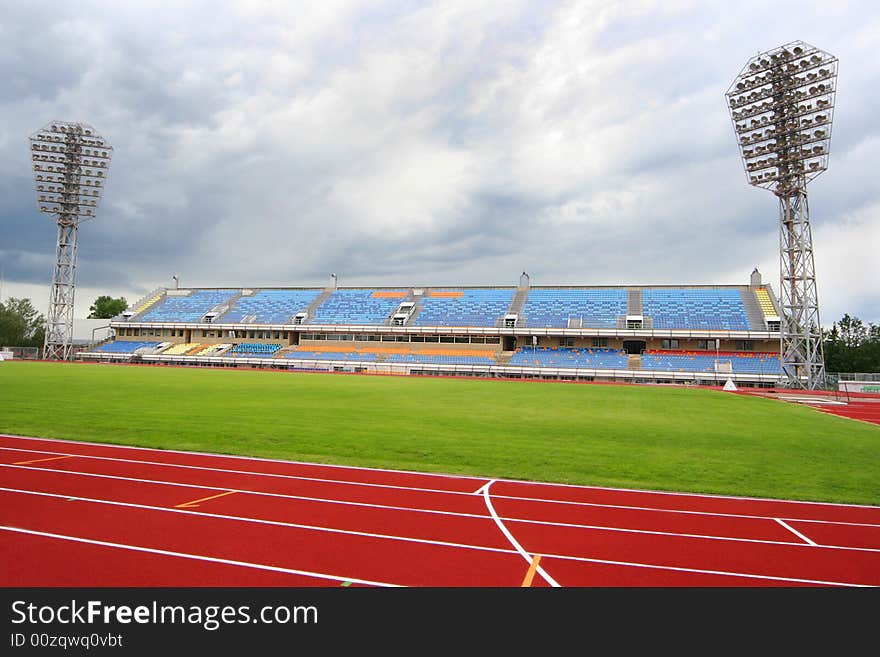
[
  {"x1": 726, "y1": 41, "x2": 838, "y2": 390},
  {"x1": 29, "y1": 120, "x2": 113, "y2": 360}
]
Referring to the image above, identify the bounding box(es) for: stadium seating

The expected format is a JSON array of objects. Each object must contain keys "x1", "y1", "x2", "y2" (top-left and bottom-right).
[
  {"x1": 308, "y1": 290, "x2": 406, "y2": 325},
  {"x1": 640, "y1": 350, "x2": 782, "y2": 374},
  {"x1": 755, "y1": 288, "x2": 777, "y2": 317},
  {"x1": 520, "y1": 288, "x2": 626, "y2": 328},
  {"x1": 140, "y1": 290, "x2": 238, "y2": 323},
  {"x1": 412, "y1": 289, "x2": 514, "y2": 327},
  {"x1": 231, "y1": 343, "x2": 282, "y2": 357},
  {"x1": 94, "y1": 341, "x2": 161, "y2": 353},
  {"x1": 642, "y1": 288, "x2": 751, "y2": 330},
  {"x1": 162, "y1": 343, "x2": 201, "y2": 356},
  {"x1": 193, "y1": 344, "x2": 232, "y2": 356},
  {"x1": 509, "y1": 347, "x2": 628, "y2": 369},
  {"x1": 222, "y1": 289, "x2": 321, "y2": 324},
  {"x1": 384, "y1": 353, "x2": 495, "y2": 365},
  {"x1": 285, "y1": 351, "x2": 379, "y2": 362}
]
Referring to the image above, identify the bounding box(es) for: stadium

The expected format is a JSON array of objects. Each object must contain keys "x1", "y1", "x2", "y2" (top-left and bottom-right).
[{"x1": 80, "y1": 271, "x2": 785, "y2": 385}]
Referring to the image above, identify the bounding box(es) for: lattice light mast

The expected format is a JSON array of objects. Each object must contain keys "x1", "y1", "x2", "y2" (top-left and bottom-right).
[
  {"x1": 29, "y1": 121, "x2": 113, "y2": 360},
  {"x1": 726, "y1": 42, "x2": 838, "y2": 389}
]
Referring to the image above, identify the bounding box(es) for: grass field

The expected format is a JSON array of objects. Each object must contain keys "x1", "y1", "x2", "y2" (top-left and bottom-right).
[{"x1": 1, "y1": 361, "x2": 878, "y2": 505}]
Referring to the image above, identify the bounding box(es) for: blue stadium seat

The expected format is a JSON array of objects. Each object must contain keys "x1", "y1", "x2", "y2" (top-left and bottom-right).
[
  {"x1": 412, "y1": 289, "x2": 514, "y2": 327},
  {"x1": 308, "y1": 290, "x2": 406, "y2": 325},
  {"x1": 284, "y1": 351, "x2": 379, "y2": 362},
  {"x1": 94, "y1": 341, "x2": 161, "y2": 353},
  {"x1": 223, "y1": 289, "x2": 321, "y2": 324},
  {"x1": 642, "y1": 289, "x2": 750, "y2": 330},
  {"x1": 521, "y1": 289, "x2": 626, "y2": 328},
  {"x1": 640, "y1": 352, "x2": 782, "y2": 374},
  {"x1": 384, "y1": 353, "x2": 495, "y2": 365},
  {"x1": 141, "y1": 290, "x2": 238, "y2": 323},
  {"x1": 231, "y1": 343, "x2": 282, "y2": 357},
  {"x1": 508, "y1": 347, "x2": 628, "y2": 369}
]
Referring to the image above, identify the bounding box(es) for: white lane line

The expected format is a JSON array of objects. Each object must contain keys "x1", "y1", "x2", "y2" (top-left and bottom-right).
[
  {"x1": 13, "y1": 464, "x2": 879, "y2": 552},
  {"x1": 534, "y1": 554, "x2": 870, "y2": 588},
  {"x1": 2, "y1": 453, "x2": 877, "y2": 530},
  {"x1": 0, "y1": 488, "x2": 871, "y2": 587},
  {"x1": 481, "y1": 481, "x2": 560, "y2": 587},
  {"x1": 473, "y1": 480, "x2": 495, "y2": 496},
  {"x1": 775, "y1": 519, "x2": 818, "y2": 546},
  {"x1": 0, "y1": 486, "x2": 517, "y2": 557},
  {"x1": 5, "y1": 433, "x2": 880, "y2": 510},
  {"x1": 0, "y1": 525, "x2": 399, "y2": 587},
  {"x1": 0, "y1": 446, "x2": 472, "y2": 497},
  {"x1": 10, "y1": 463, "x2": 880, "y2": 552}
]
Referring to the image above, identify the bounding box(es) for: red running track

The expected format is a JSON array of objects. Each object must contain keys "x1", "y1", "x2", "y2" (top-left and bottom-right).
[
  {"x1": 817, "y1": 400, "x2": 880, "y2": 426},
  {"x1": 1, "y1": 434, "x2": 879, "y2": 587}
]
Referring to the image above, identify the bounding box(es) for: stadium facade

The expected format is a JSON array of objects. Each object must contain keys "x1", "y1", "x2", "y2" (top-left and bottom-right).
[{"x1": 82, "y1": 269, "x2": 785, "y2": 385}]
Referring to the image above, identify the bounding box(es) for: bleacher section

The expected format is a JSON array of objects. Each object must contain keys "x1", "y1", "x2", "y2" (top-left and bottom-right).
[
  {"x1": 140, "y1": 290, "x2": 238, "y2": 323},
  {"x1": 194, "y1": 344, "x2": 232, "y2": 356},
  {"x1": 642, "y1": 288, "x2": 750, "y2": 330},
  {"x1": 94, "y1": 341, "x2": 161, "y2": 354},
  {"x1": 231, "y1": 343, "x2": 282, "y2": 357},
  {"x1": 509, "y1": 347, "x2": 629, "y2": 369},
  {"x1": 222, "y1": 289, "x2": 321, "y2": 324},
  {"x1": 755, "y1": 288, "x2": 778, "y2": 318},
  {"x1": 412, "y1": 289, "x2": 514, "y2": 327},
  {"x1": 641, "y1": 351, "x2": 782, "y2": 374},
  {"x1": 385, "y1": 354, "x2": 495, "y2": 365},
  {"x1": 520, "y1": 288, "x2": 626, "y2": 328},
  {"x1": 93, "y1": 279, "x2": 783, "y2": 382},
  {"x1": 285, "y1": 351, "x2": 379, "y2": 362},
  {"x1": 308, "y1": 290, "x2": 406, "y2": 325},
  {"x1": 162, "y1": 343, "x2": 201, "y2": 356}
]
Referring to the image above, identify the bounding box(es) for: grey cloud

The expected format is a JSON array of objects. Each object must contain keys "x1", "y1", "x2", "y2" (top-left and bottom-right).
[{"x1": 0, "y1": 0, "x2": 878, "y2": 322}]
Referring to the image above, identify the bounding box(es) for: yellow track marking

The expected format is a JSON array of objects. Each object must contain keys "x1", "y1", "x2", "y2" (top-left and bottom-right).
[
  {"x1": 521, "y1": 554, "x2": 542, "y2": 587},
  {"x1": 175, "y1": 490, "x2": 236, "y2": 509},
  {"x1": 13, "y1": 455, "x2": 74, "y2": 466}
]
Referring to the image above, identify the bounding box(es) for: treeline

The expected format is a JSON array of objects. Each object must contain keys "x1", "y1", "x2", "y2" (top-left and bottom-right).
[
  {"x1": 0, "y1": 298, "x2": 45, "y2": 348},
  {"x1": 0, "y1": 295, "x2": 126, "y2": 349},
  {"x1": 823, "y1": 314, "x2": 880, "y2": 374}
]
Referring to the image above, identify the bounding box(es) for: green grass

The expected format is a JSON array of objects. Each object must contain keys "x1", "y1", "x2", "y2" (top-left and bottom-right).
[{"x1": 1, "y1": 361, "x2": 878, "y2": 505}]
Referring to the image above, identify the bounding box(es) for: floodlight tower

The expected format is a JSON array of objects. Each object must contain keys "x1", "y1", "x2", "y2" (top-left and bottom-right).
[
  {"x1": 726, "y1": 41, "x2": 838, "y2": 389},
  {"x1": 29, "y1": 121, "x2": 113, "y2": 360}
]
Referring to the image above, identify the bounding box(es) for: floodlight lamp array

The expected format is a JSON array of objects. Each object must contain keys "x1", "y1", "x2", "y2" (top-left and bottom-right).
[
  {"x1": 29, "y1": 121, "x2": 113, "y2": 221},
  {"x1": 726, "y1": 41, "x2": 837, "y2": 196}
]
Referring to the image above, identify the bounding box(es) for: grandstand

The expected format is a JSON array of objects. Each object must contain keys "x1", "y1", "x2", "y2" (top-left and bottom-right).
[{"x1": 81, "y1": 272, "x2": 785, "y2": 385}]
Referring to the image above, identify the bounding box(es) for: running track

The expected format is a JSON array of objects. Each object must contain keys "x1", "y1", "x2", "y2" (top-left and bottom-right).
[{"x1": 1, "y1": 434, "x2": 878, "y2": 587}]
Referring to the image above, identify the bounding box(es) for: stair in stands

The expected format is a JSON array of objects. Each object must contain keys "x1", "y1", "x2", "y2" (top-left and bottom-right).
[
  {"x1": 740, "y1": 289, "x2": 767, "y2": 330},
  {"x1": 302, "y1": 288, "x2": 336, "y2": 323},
  {"x1": 506, "y1": 287, "x2": 530, "y2": 320},
  {"x1": 124, "y1": 287, "x2": 167, "y2": 321},
  {"x1": 384, "y1": 289, "x2": 421, "y2": 326},
  {"x1": 628, "y1": 353, "x2": 642, "y2": 370},
  {"x1": 211, "y1": 291, "x2": 245, "y2": 323},
  {"x1": 627, "y1": 288, "x2": 642, "y2": 315},
  {"x1": 404, "y1": 290, "x2": 427, "y2": 325}
]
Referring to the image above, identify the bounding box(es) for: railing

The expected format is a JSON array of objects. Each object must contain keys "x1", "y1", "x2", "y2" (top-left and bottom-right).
[{"x1": 836, "y1": 373, "x2": 880, "y2": 382}]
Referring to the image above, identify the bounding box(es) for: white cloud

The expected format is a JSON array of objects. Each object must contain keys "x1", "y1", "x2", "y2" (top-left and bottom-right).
[{"x1": 1, "y1": 0, "x2": 878, "y2": 324}]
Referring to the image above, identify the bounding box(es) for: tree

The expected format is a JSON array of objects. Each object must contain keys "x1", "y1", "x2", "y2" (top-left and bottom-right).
[
  {"x1": 824, "y1": 314, "x2": 880, "y2": 374},
  {"x1": 88, "y1": 295, "x2": 128, "y2": 319},
  {"x1": 0, "y1": 298, "x2": 45, "y2": 348}
]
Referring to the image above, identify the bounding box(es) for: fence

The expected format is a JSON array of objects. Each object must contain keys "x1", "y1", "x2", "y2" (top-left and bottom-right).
[{"x1": 1, "y1": 346, "x2": 40, "y2": 360}]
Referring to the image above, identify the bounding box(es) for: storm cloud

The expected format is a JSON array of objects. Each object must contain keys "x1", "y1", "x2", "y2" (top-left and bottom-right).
[{"x1": 1, "y1": 0, "x2": 878, "y2": 323}]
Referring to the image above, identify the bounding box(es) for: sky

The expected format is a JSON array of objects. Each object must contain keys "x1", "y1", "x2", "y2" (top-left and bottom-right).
[{"x1": 1, "y1": 0, "x2": 878, "y2": 324}]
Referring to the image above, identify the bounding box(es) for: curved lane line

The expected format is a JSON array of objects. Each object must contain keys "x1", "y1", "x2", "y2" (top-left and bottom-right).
[{"x1": 481, "y1": 480, "x2": 560, "y2": 587}]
